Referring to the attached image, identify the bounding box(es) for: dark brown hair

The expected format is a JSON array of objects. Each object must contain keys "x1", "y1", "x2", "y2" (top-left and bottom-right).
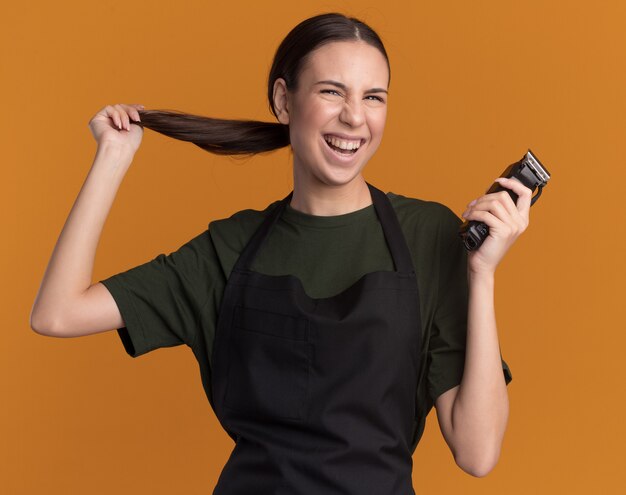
[{"x1": 132, "y1": 12, "x2": 390, "y2": 156}]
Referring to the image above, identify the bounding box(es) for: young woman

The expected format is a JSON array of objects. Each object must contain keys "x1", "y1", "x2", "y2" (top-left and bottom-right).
[{"x1": 31, "y1": 12, "x2": 529, "y2": 494}]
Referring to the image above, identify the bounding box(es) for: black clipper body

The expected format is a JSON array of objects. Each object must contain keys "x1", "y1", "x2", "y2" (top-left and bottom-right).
[{"x1": 458, "y1": 149, "x2": 551, "y2": 251}]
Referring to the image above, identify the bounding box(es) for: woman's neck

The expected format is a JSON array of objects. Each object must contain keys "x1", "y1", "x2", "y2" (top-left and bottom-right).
[{"x1": 289, "y1": 174, "x2": 372, "y2": 216}]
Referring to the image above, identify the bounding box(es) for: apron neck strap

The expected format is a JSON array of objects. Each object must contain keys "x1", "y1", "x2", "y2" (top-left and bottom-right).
[{"x1": 232, "y1": 182, "x2": 415, "y2": 274}]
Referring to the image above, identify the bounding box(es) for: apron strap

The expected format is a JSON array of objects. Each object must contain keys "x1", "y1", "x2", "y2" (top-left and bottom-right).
[{"x1": 367, "y1": 182, "x2": 415, "y2": 274}]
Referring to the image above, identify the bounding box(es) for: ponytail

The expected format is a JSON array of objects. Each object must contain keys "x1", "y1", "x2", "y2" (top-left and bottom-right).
[{"x1": 131, "y1": 109, "x2": 290, "y2": 156}]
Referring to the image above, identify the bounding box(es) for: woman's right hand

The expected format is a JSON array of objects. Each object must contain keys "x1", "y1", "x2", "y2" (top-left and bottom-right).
[{"x1": 88, "y1": 103, "x2": 145, "y2": 154}]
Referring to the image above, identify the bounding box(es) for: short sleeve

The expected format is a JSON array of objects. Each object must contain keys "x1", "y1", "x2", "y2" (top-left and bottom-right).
[
  {"x1": 99, "y1": 230, "x2": 216, "y2": 358},
  {"x1": 427, "y1": 207, "x2": 513, "y2": 402}
]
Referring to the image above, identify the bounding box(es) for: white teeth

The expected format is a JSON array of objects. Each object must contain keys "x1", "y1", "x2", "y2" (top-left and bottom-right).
[{"x1": 324, "y1": 135, "x2": 361, "y2": 150}]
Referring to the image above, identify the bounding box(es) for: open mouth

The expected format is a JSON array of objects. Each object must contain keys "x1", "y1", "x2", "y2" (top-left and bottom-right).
[{"x1": 323, "y1": 134, "x2": 364, "y2": 156}]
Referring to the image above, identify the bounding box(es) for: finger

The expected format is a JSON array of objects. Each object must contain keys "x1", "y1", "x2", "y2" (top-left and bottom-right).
[
  {"x1": 471, "y1": 190, "x2": 516, "y2": 215},
  {"x1": 494, "y1": 177, "x2": 533, "y2": 214},
  {"x1": 113, "y1": 104, "x2": 130, "y2": 131},
  {"x1": 121, "y1": 103, "x2": 141, "y2": 125},
  {"x1": 135, "y1": 104, "x2": 145, "y2": 120},
  {"x1": 122, "y1": 108, "x2": 131, "y2": 130},
  {"x1": 484, "y1": 197, "x2": 510, "y2": 223},
  {"x1": 498, "y1": 191, "x2": 528, "y2": 231},
  {"x1": 464, "y1": 196, "x2": 510, "y2": 225},
  {"x1": 493, "y1": 190, "x2": 519, "y2": 221},
  {"x1": 111, "y1": 105, "x2": 125, "y2": 130},
  {"x1": 106, "y1": 105, "x2": 122, "y2": 130},
  {"x1": 486, "y1": 191, "x2": 528, "y2": 232},
  {"x1": 464, "y1": 208, "x2": 508, "y2": 233},
  {"x1": 129, "y1": 106, "x2": 141, "y2": 122},
  {"x1": 480, "y1": 192, "x2": 527, "y2": 232},
  {"x1": 131, "y1": 107, "x2": 142, "y2": 123}
]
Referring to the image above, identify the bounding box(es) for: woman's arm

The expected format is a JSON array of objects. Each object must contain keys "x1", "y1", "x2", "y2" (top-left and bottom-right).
[
  {"x1": 30, "y1": 104, "x2": 143, "y2": 336},
  {"x1": 434, "y1": 271, "x2": 507, "y2": 477},
  {"x1": 434, "y1": 177, "x2": 533, "y2": 476}
]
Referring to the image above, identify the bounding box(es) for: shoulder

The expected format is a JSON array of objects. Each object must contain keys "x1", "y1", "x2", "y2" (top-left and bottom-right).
[
  {"x1": 208, "y1": 198, "x2": 281, "y2": 256},
  {"x1": 387, "y1": 191, "x2": 462, "y2": 239}
]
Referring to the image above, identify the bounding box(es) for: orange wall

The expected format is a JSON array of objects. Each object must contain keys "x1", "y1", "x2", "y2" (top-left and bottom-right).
[{"x1": 3, "y1": 0, "x2": 624, "y2": 493}]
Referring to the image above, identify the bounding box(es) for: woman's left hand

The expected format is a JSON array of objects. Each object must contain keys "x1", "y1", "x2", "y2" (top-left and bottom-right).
[{"x1": 461, "y1": 177, "x2": 533, "y2": 275}]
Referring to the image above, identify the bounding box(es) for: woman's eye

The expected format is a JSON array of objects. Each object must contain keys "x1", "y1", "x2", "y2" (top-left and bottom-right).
[{"x1": 321, "y1": 90, "x2": 385, "y2": 103}]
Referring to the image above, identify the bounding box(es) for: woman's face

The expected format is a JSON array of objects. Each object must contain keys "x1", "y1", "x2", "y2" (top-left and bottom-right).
[{"x1": 274, "y1": 40, "x2": 389, "y2": 189}]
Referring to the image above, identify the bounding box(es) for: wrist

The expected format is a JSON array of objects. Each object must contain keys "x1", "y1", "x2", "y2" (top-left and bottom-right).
[
  {"x1": 94, "y1": 141, "x2": 135, "y2": 172},
  {"x1": 467, "y1": 267, "x2": 495, "y2": 284},
  {"x1": 96, "y1": 140, "x2": 135, "y2": 158}
]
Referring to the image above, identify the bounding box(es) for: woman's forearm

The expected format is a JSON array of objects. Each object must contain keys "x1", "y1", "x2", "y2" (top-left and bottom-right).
[
  {"x1": 450, "y1": 269, "x2": 509, "y2": 475},
  {"x1": 30, "y1": 143, "x2": 135, "y2": 332}
]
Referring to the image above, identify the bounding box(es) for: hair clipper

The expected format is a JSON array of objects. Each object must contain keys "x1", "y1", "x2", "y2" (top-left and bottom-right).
[{"x1": 458, "y1": 149, "x2": 551, "y2": 251}]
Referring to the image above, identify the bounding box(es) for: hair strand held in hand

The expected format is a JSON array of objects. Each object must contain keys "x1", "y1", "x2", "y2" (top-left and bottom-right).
[{"x1": 132, "y1": 109, "x2": 291, "y2": 156}]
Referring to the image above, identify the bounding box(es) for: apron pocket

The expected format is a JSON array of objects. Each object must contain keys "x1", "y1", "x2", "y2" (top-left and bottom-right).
[{"x1": 224, "y1": 305, "x2": 310, "y2": 421}]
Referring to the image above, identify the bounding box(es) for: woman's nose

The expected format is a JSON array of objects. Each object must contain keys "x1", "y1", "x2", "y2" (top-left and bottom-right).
[{"x1": 339, "y1": 99, "x2": 365, "y2": 127}]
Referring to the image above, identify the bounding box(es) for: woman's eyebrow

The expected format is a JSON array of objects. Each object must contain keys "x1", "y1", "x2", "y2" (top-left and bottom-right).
[{"x1": 314, "y1": 80, "x2": 388, "y2": 94}]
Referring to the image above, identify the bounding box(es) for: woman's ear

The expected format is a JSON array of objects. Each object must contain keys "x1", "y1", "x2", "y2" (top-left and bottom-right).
[{"x1": 273, "y1": 78, "x2": 290, "y2": 125}]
